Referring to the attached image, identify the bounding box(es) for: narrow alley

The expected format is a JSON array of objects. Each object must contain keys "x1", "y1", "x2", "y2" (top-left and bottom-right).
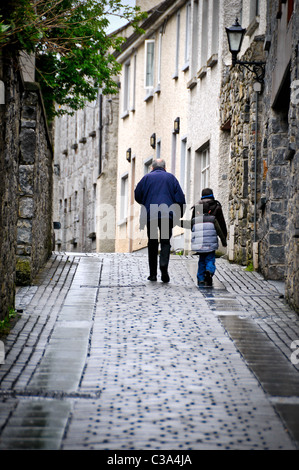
[{"x1": 0, "y1": 252, "x2": 299, "y2": 453}]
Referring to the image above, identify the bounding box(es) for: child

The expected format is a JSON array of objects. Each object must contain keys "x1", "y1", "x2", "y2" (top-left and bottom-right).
[{"x1": 191, "y1": 188, "x2": 227, "y2": 286}]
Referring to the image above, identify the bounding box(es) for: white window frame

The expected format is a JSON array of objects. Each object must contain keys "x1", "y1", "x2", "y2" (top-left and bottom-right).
[
  {"x1": 122, "y1": 60, "x2": 131, "y2": 116},
  {"x1": 144, "y1": 157, "x2": 153, "y2": 174},
  {"x1": 183, "y1": 2, "x2": 191, "y2": 70},
  {"x1": 191, "y1": 0, "x2": 199, "y2": 78},
  {"x1": 200, "y1": 146, "x2": 210, "y2": 190},
  {"x1": 200, "y1": 0, "x2": 209, "y2": 68},
  {"x1": 119, "y1": 173, "x2": 129, "y2": 223},
  {"x1": 131, "y1": 53, "x2": 137, "y2": 111},
  {"x1": 156, "y1": 32, "x2": 162, "y2": 92},
  {"x1": 156, "y1": 139, "x2": 161, "y2": 159},
  {"x1": 211, "y1": 0, "x2": 219, "y2": 55},
  {"x1": 173, "y1": 11, "x2": 180, "y2": 78},
  {"x1": 180, "y1": 137, "x2": 187, "y2": 192},
  {"x1": 145, "y1": 39, "x2": 155, "y2": 90}
]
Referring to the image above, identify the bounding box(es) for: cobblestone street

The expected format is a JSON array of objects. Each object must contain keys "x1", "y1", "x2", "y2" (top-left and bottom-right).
[{"x1": 0, "y1": 252, "x2": 299, "y2": 452}]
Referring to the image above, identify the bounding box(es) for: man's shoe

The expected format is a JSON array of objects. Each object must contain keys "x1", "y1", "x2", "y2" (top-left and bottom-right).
[
  {"x1": 197, "y1": 280, "x2": 205, "y2": 287},
  {"x1": 147, "y1": 275, "x2": 157, "y2": 281},
  {"x1": 204, "y1": 271, "x2": 213, "y2": 286},
  {"x1": 161, "y1": 268, "x2": 170, "y2": 283}
]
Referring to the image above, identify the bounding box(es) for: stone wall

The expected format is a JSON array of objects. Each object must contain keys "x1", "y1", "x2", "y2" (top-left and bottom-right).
[
  {"x1": 17, "y1": 82, "x2": 53, "y2": 285},
  {"x1": 0, "y1": 51, "x2": 53, "y2": 318},
  {"x1": 0, "y1": 52, "x2": 20, "y2": 318},
  {"x1": 259, "y1": 0, "x2": 299, "y2": 311},
  {"x1": 220, "y1": 37, "x2": 265, "y2": 266},
  {"x1": 285, "y1": 9, "x2": 299, "y2": 311},
  {"x1": 220, "y1": 0, "x2": 299, "y2": 312}
]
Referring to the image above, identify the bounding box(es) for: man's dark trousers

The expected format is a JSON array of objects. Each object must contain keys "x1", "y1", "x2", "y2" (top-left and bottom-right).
[{"x1": 147, "y1": 218, "x2": 173, "y2": 279}]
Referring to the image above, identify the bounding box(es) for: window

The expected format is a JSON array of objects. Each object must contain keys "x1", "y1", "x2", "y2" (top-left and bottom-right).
[
  {"x1": 201, "y1": 147, "x2": 210, "y2": 190},
  {"x1": 132, "y1": 54, "x2": 137, "y2": 111},
  {"x1": 191, "y1": 0, "x2": 199, "y2": 77},
  {"x1": 195, "y1": 143, "x2": 210, "y2": 203},
  {"x1": 184, "y1": 2, "x2": 191, "y2": 69},
  {"x1": 144, "y1": 157, "x2": 153, "y2": 174},
  {"x1": 145, "y1": 40, "x2": 155, "y2": 89},
  {"x1": 120, "y1": 174, "x2": 129, "y2": 222},
  {"x1": 173, "y1": 11, "x2": 180, "y2": 78},
  {"x1": 180, "y1": 138, "x2": 187, "y2": 192},
  {"x1": 200, "y1": 0, "x2": 209, "y2": 68},
  {"x1": 211, "y1": 0, "x2": 219, "y2": 55},
  {"x1": 157, "y1": 32, "x2": 162, "y2": 90},
  {"x1": 249, "y1": 0, "x2": 259, "y2": 23},
  {"x1": 171, "y1": 132, "x2": 177, "y2": 175},
  {"x1": 123, "y1": 60, "x2": 130, "y2": 115},
  {"x1": 156, "y1": 139, "x2": 161, "y2": 159}
]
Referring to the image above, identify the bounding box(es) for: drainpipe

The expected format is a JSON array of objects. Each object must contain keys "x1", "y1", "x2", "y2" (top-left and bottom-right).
[
  {"x1": 253, "y1": 82, "x2": 261, "y2": 243},
  {"x1": 99, "y1": 90, "x2": 103, "y2": 175}
]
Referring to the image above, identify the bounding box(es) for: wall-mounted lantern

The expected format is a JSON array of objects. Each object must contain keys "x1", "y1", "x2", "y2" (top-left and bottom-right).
[
  {"x1": 225, "y1": 18, "x2": 265, "y2": 84},
  {"x1": 174, "y1": 117, "x2": 180, "y2": 134},
  {"x1": 126, "y1": 148, "x2": 131, "y2": 162},
  {"x1": 150, "y1": 133, "x2": 156, "y2": 149}
]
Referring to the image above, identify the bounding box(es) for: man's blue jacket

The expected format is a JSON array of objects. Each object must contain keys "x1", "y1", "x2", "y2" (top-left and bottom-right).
[{"x1": 134, "y1": 167, "x2": 186, "y2": 227}]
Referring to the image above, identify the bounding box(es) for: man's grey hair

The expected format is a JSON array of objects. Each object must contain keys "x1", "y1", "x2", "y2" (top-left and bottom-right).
[{"x1": 152, "y1": 159, "x2": 166, "y2": 169}]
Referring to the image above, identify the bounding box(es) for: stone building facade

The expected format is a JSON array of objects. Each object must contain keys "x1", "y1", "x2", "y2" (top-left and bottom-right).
[
  {"x1": 53, "y1": 90, "x2": 119, "y2": 253},
  {"x1": 220, "y1": 37, "x2": 266, "y2": 266},
  {"x1": 0, "y1": 51, "x2": 53, "y2": 318},
  {"x1": 220, "y1": 0, "x2": 298, "y2": 311},
  {"x1": 260, "y1": 0, "x2": 298, "y2": 311}
]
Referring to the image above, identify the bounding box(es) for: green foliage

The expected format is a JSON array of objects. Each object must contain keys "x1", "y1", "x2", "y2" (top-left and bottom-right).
[
  {"x1": 0, "y1": 1, "x2": 147, "y2": 120},
  {"x1": 245, "y1": 261, "x2": 254, "y2": 272},
  {"x1": 0, "y1": 308, "x2": 19, "y2": 338}
]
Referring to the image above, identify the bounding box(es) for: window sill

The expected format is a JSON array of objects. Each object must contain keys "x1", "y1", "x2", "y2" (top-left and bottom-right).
[
  {"x1": 144, "y1": 89, "x2": 154, "y2": 102},
  {"x1": 197, "y1": 66, "x2": 207, "y2": 79},
  {"x1": 246, "y1": 16, "x2": 259, "y2": 37},
  {"x1": 187, "y1": 76, "x2": 197, "y2": 89},
  {"x1": 207, "y1": 54, "x2": 218, "y2": 68},
  {"x1": 181, "y1": 62, "x2": 189, "y2": 72},
  {"x1": 121, "y1": 110, "x2": 129, "y2": 119},
  {"x1": 118, "y1": 218, "x2": 127, "y2": 227}
]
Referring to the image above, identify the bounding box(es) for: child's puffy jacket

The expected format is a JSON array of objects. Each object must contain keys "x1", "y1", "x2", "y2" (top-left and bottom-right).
[{"x1": 191, "y1": 214, "x2": 219, "y2": 253}]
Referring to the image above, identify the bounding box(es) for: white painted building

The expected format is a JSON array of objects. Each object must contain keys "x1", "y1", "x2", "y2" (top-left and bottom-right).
[
  {"x1": 113, "y1": 0, "x2": 267, "y2": 254},
  {"x1": 115, "y1": 0, "x2": 190, "y2": 253}
]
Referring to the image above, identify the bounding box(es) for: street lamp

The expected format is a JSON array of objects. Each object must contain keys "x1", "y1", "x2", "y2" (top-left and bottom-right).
[
  {"x1": 174, "y1": 117, "x2": 180, "y2": 134},
  {"x1": 150, "y1": 133, "x2": 156, "y2": 149},
  {"x1": 226, "y1": 18, "x2": 265, "y2": 84},
  {"x1": 126, "y1": 148, "x2": 131, "y2": 162}
]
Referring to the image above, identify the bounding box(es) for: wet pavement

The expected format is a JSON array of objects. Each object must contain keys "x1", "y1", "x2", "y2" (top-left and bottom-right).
[{"x1": 0, "y1": 251, "x2": 299, "y2": 451}]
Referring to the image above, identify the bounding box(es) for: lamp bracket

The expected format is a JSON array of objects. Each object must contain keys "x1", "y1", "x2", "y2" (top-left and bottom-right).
[{"x1": 235, "y1": 60, "x2": 266, "y2": 84}]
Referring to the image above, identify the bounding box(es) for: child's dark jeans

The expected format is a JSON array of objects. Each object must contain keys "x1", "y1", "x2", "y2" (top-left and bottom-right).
[{"x1": 197, "y1": 251, "x2": 216, "y2": 283}]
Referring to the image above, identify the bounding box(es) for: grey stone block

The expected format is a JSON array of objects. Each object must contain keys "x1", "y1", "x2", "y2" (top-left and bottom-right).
[
  {"x1": 19, "y1": 197, "x2": 34, "y2": 218},
  {"x1": 19, "y1": 128, "x2": 36, "y2": 164}
]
